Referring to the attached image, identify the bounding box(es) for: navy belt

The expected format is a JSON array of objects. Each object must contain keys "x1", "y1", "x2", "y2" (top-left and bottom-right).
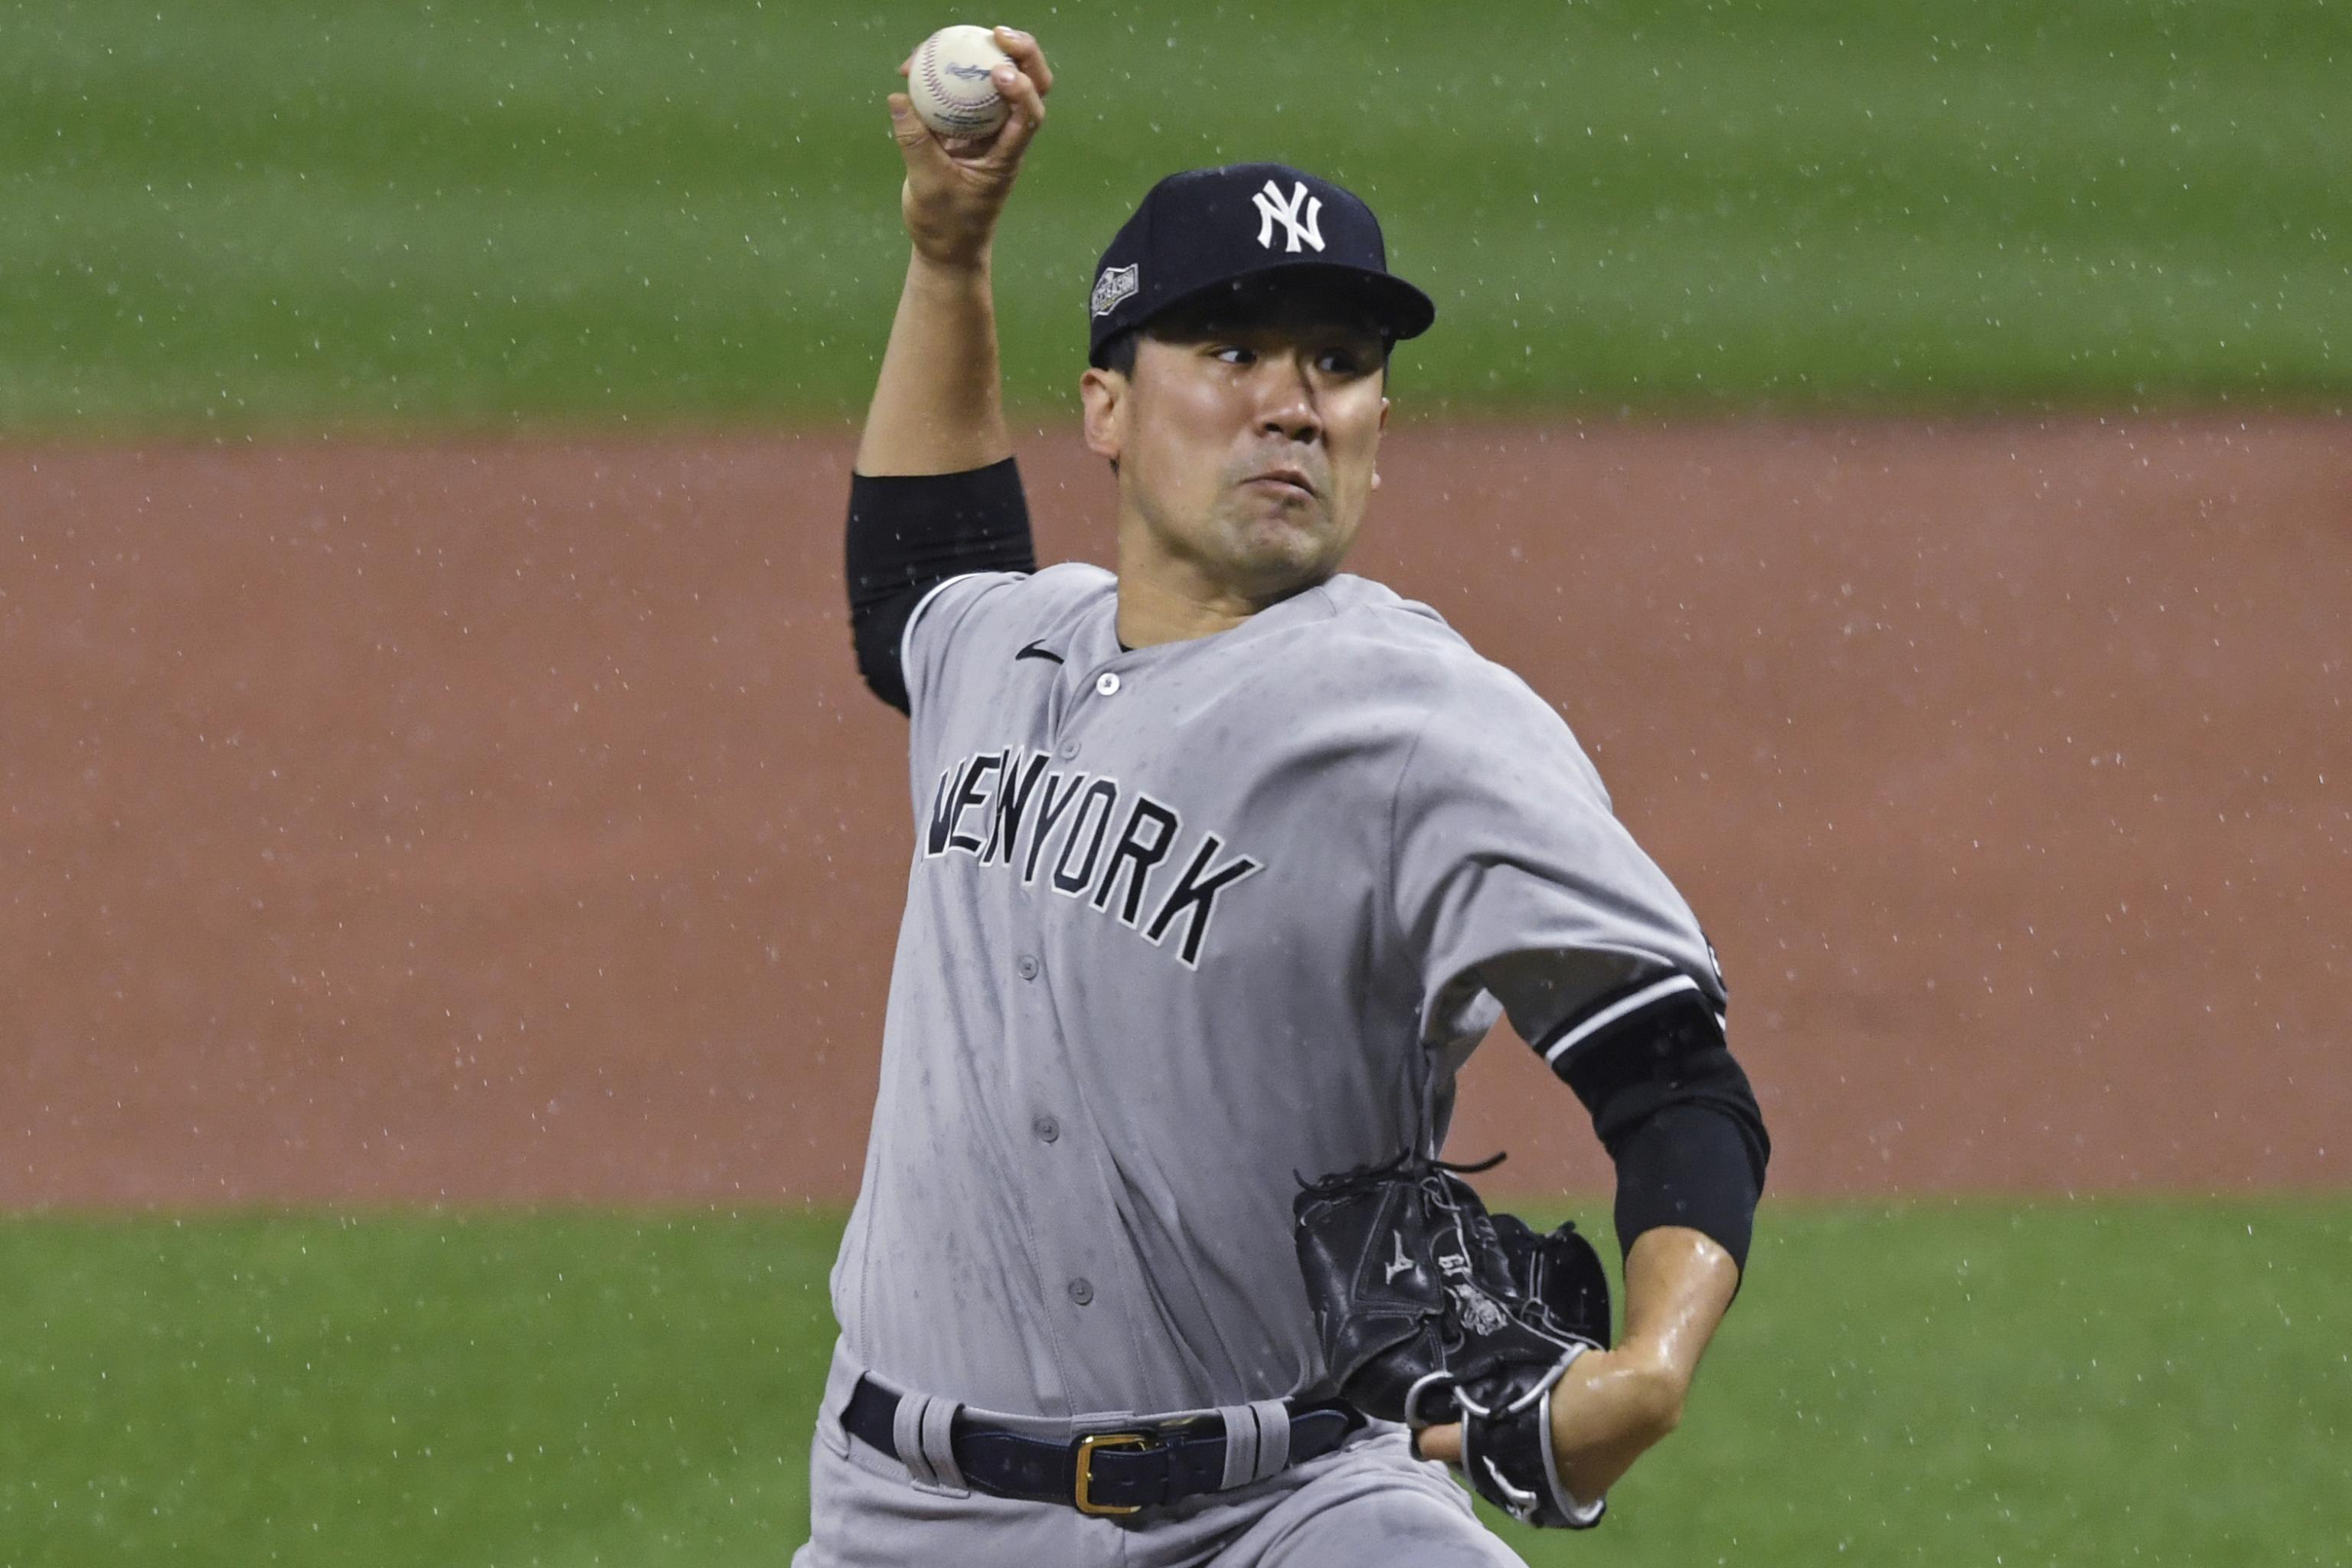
[{"x1": 841, "y1": 1375, "x2": 1364, "y2": 1516}]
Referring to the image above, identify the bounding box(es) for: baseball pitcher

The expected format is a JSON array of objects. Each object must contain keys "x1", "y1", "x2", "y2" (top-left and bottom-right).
[{"x1": 797, "y1": 29, "x2": 1771, "y2": 1566}]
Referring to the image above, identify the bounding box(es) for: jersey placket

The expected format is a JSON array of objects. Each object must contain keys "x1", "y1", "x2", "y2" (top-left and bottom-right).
[{"x1": 1001, "y1": 642, "x2": 1143, "y2": 1390}]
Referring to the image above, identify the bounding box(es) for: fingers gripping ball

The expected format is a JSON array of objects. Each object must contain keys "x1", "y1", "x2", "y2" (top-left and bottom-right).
[
  {"x1": 908, "y1": 24, "x2": 1013, "y2": 138},
  {"x1": 1293, "y1": 1153, "x2": 1612, "y2": 1529}
]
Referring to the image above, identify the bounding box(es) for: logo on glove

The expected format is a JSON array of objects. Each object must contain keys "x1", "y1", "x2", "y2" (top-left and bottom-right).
[
  {"x1": 1436, "y1": 1243, "x2": 1511, "y2": 1334},
  {"x1": 1451, "y1": 1282, "x2": 1510, "y2": 1335}
]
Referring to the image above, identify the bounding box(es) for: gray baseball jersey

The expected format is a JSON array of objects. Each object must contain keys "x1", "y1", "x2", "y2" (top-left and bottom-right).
[{"x1": 831, "y1": 563, "x2": 1723, "y2": 1421}]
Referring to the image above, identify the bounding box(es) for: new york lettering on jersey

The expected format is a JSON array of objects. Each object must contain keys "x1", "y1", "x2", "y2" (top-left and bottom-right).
[{"x1": 922, "y1": 746, "x2": 1263, "y2": 967}]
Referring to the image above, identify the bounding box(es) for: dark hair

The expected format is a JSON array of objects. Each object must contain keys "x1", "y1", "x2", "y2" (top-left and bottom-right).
[{"x1": 1099, "y1": 327, "x2": 1142, "y2": 378}]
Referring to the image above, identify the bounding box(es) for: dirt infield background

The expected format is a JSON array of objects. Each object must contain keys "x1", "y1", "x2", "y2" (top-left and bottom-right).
[{"x1": 4, "y1": 417, "x2": 2346, "y2": 1206}]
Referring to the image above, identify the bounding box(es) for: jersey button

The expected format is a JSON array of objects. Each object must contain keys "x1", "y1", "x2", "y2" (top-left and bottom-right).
[
  {"x1": 1015, "y1": 954, "x2": 1040, "y2": 981},
  {"x1": 1094, "y1": 672, "x2": 1121, "y2": 697},
  {"x1": 1033, "y1": 1114, "x2": 1060, "y2": 1144},
  {"x1": 1067, "y1": 1277, "x2": 1094, "y2": 1306},
  {"x1": 1057, "y1": 739, "x2": 1080, "y2": 760}
]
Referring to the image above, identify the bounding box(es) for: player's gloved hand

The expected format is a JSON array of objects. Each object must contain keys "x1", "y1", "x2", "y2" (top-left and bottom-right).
[
  {"x1": 888, "y1": 27, "x2": 1053, "y2": 267},
  {"x1": 1414, "y1": 1338, "x2": 1687, "y2": 1518},
  {"x1": 1292, "y1": 1152, "x2": 1612, "y2": 1529}
]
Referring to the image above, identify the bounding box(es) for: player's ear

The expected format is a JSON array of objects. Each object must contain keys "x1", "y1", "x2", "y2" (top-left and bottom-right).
[
  {"x1": 1080, "y1": 366, "x2": 1126, "y2": 465},
  {"x1": 1379, "y1": 395, "x2": 1390, "y2": 432}
]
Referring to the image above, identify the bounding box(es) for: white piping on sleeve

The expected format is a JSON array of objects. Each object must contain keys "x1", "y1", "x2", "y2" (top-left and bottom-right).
[
  {"x1": 1541, "y1": 973, "x2": 1703, "y2": 1067},
  {"x1": 897, "y1": 572, "x2": 988, "y2": 698}
]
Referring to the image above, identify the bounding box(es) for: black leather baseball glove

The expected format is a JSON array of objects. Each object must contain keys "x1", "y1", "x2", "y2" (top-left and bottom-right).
[{"x1": 1293, "y1": 1152, "x2": 1612, "y2": 1528}]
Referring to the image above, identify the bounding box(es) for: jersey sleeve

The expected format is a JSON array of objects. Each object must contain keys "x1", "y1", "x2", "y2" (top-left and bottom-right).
[
  {"x1": 1389, "y1": 662, "x2": 1725, "y2": 1057},
  {"x1": 899, "y1": 570, "x2": 1027, "y2": 718}
]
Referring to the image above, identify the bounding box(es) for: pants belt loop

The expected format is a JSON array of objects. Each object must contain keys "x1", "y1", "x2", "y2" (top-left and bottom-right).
[
  {"x1": 1214, "y1": 1398, "x2": 1297, "y2": 1491},
  {"x1": 1215, "y1": 1404, "x2": 1260, "y2": 1491},
  {"x1": 1246, "y1": 1399, "x2": 1292, "y2": 1484},
  {"x1": 892, "y1": 1392, "x2": 969, "y2": 1498},
  {"x1": 920, "y1": 1393, "x2": 967, "y2": 1494}
]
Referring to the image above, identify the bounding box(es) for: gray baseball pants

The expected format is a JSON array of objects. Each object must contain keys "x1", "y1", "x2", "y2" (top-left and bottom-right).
[{"x1": 792, "y1": 1344, "x2": 1524, "y2": 1567}]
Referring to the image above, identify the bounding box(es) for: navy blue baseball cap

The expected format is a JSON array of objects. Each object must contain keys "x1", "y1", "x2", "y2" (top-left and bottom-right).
[{"x1": 1086, "y1": 163, "x2": 1437, "y2": 368}]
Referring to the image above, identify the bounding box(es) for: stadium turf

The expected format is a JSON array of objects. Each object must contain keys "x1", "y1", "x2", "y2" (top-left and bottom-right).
[
  {"x1": 3, "y1": 1200, "x2": 2345, "y2": 1565},
  {"x1": 4, "y1": 0, "x2": 2347, "y2": 430}
]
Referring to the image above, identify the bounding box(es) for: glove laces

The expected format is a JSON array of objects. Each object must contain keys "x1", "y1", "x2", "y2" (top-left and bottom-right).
[{"x1": 1294, "y1": 1147, "x2": 1508, "y2": 1196}]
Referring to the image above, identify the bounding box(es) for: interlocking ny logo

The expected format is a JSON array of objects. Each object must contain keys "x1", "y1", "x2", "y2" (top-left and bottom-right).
[{"x1": 1251, "y1": 178, "x2": 1325, "y2": 253}]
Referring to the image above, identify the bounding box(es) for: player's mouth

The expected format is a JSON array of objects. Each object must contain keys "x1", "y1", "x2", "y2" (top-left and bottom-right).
[{"x1": 1241, "y1": 466, "x2": 1318, "y2": 501}]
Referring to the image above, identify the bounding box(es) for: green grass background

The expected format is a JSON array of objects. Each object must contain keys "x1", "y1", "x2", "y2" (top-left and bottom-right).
[
  {"x1": 5, "y1": 0, "x2": 2347, "y2": 430},
  {"x1": 5, "y1": 1201, "x2": 2347, "y2": 1565}
]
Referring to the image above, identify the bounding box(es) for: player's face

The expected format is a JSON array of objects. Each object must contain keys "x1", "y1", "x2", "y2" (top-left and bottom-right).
[{"x1": 1083, "y1": 299, "x2": 1390, "y2": 605}]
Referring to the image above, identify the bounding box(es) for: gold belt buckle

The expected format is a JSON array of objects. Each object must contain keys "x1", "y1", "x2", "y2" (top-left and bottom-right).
[{"x1": 1073, "y1": 1430, "x2": 1150, "y2": 1516}]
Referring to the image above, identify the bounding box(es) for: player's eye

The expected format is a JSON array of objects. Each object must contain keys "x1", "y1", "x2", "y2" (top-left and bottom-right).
[
  {"x1": 1318, "y1": 349, "x2": 1364, "y2": 374},
  {"x1": 1212, "y1": 345, "x2": 1256, "y2": 365}
]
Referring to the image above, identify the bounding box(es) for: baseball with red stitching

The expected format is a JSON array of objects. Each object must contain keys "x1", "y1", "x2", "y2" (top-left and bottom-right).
[{"x1": 907, "y1": 24, "x2": 1013, "y2": 139}]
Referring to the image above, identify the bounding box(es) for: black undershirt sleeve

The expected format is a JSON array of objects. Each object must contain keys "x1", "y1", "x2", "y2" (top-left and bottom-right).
[
  {"x1": 1547, "y1": 997, "x2": 1771, "y2": 1273},
  {"x1": 845, "y1": 456, "x2": 1037, "y2": 714}
]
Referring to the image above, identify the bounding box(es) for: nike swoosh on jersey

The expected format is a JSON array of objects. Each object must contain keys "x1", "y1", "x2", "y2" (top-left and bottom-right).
[{"x1": 1014, "y1": 641, "x2": 1065, "y2": 665}]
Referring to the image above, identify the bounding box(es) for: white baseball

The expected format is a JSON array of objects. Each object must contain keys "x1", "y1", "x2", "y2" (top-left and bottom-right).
[{"x1": 907, "y1": 24, "x2": 1013, "y2": 139}]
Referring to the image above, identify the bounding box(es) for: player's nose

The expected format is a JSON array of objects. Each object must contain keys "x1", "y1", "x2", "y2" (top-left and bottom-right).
[{"x1": 1253, "y1": 356, "x2": 1324, "y2": 444}]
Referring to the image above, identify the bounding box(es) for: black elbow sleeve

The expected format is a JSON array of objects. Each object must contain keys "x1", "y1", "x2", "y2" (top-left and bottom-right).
[
  {"x1": 851, "y1": 588, "x2": 925, "y2": 715},
  {"x1": 846, "y1": 457, "x2": 1037, "y2": 713},
  {"x1": 1608, "y1": 1102, "x2": 1766, "y2": 1273},
  {"x1": 1549, "y1": 991, "x2": 1771, "y2": 1272}
]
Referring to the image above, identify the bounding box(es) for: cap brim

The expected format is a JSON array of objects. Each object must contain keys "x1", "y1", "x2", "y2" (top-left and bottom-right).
[{"x1": 1138, "y1": 261, "x2": 1437, "y2": 346}]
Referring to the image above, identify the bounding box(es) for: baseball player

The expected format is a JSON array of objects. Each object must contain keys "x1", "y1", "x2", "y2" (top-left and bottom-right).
[{"x1": 800, "y1": 28, "x2": 1769, "y2": 1566}]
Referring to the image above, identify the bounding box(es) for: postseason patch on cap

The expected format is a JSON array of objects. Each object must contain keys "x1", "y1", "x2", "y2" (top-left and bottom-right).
[{"x1": 1090, "y1": 263, "x2": 1139, "y2": 318}]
